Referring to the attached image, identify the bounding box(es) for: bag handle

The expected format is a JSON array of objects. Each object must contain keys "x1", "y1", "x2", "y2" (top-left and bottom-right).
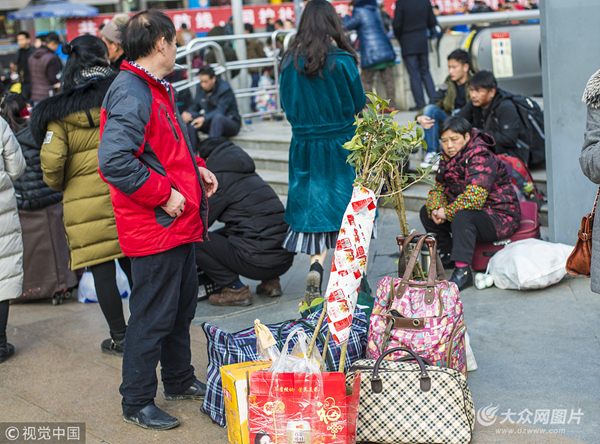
[
  {"x1": 591, "y1": 186, "x2": 600, "y2": 219},
  {"x1": 396, "y1": 233, "x2": 444, "y2": 302},
  {"x1": 371, "y1": 347, "x2": 431, "y2": 393},
  {"x1": 397, "y1": 233, "x2": 447, "y2": 282}
]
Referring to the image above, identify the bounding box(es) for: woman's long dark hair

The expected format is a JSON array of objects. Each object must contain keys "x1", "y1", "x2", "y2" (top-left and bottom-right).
[
  {"x1": 281, "y1": 0, "x2": 358, "y2": 78},
  {"x1": 1, "y1": 93, "x2": 28, "y2": 133},
  {"x1": 61, "y1": 35, "x2": 110, "y2": 91}
]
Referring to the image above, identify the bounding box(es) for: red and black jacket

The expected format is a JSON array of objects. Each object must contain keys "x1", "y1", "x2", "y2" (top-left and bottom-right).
[{"x1": 98, "y1": 61, "x2": 208, "y2": 257}]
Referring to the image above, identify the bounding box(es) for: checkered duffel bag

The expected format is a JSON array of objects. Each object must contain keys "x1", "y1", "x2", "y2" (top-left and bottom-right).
[{"x1": 346, "y1": 347, "x2": 475, "y2": 444}]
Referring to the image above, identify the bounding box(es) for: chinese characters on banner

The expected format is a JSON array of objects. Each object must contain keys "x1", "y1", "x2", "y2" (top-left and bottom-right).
[
  {"x1": 325, "y1": 186, "x2": 376, "y2": 345},
  {"x1": 66, "y1": 0, "x2": 531, "y2": 41}
]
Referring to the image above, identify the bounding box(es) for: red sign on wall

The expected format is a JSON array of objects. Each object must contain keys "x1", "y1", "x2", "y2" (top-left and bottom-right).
[{"x1": 65, "y1": 0, "x2": 529, "y2": 42}]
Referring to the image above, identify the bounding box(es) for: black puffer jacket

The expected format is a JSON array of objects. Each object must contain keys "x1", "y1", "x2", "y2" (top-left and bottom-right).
[
  {"x1": 343, "y1": 0, "x2": 396, "y2": 69},
  {"x1": 199, "y1": 138, "x2": 295, "y2": 267},
  {"x1": 456, "y1": 88, "x2": 528, "y2": 163},
  {"x1": 12, "y1": 126, "x2": 62, "y2": 210}
]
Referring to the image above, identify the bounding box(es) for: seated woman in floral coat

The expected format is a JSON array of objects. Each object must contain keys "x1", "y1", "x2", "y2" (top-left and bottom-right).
[{"x1": 420, "y1": 116, "x2": 521, "y2": 290}]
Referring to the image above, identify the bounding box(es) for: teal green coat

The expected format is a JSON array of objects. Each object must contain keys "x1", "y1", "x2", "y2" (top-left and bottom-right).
[{"x1": 280, "y1": 48, "x2": 366, "y2": 233}]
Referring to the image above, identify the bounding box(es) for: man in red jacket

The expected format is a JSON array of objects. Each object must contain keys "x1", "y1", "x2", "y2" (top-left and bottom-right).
[{"x1": 98, "y1": 10, "x2": 218, "y2": 431}]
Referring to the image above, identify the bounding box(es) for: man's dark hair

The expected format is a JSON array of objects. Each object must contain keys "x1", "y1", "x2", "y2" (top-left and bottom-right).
[
  {"x1": 244, "y1": 23, "x2": 254, "y2": 33},
  {"x1": 448, "y1": 49, "x2": 470, "y2": 67},
  {"x1": 199, "y1": 66, "x2": 215, "y2": 78},
  {"x1": 17, "y1": 31, "x2": 30, "y2": 39},
  {"x1": 439, "y1": 116, "x2": 472, "y2": 137},
  {"x1": 118, "y1": 9, "x2": 176, "y2": 61},
  {"x1": 275, "y1": 19, "x2": 283, "y2": 27},
  {"x1": 45, "y1": 32, "x2": 60, "y2": 44},
  {"x1": 181, "y1": 23, "x2": 188, "y2": 29},
  {"x1": 99, "y1": 23, "x2": 105, "y2": 31},
  {"x1": 469, "y1": 70, "x2": 497, "y2": 91}
]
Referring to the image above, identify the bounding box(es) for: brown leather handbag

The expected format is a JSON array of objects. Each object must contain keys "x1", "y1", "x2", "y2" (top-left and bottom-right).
[{"x1": 566, "y1": 186, "x2": 600, "y2": 277}]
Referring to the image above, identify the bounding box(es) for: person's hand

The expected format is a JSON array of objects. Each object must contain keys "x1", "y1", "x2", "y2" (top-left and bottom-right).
[
  {"x1": 161, "y1": 188, "x2": 186, "y2": 218},
  {"x1": 417, "y1": 115, "x2": 435, "y2": 130},
  {"x1": 192, "y1": 116, "x2": 205, "y2": 129},
  {"x1": 181, "y1": 111, "x2": 193, "y2": 123},
  {"x1": 198, "y1": 166, "x2": 218, "y2": 198},
  {"x1": 431, "y1": 207, "x2": 447, "y2": 225}
]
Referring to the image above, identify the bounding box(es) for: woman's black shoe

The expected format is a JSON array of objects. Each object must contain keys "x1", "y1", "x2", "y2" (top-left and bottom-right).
[
  {"x1": 123, "y1": 404, "x2": 180, "y2": 430},
  {"x1": 0, "y1": 343, "x2": 14, "y2": 363},
  {"x1": 449, "y1": 266, "x2": 473, "y2": 291}
]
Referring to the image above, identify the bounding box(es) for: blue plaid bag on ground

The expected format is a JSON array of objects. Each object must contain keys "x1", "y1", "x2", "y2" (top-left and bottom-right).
[{"x1": 200, "y1": 308, "x2": 368, "y2": 426}]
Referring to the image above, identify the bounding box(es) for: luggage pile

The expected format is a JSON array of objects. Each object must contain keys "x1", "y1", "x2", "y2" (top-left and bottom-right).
[{"x1": 203, "y1": 231, "x2": 477, "y2": 444}]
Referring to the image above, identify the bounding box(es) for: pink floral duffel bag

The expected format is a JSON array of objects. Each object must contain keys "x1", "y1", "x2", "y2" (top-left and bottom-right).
[{"x1": 366, "y1": 233, "x2": 468, "y2": 377}]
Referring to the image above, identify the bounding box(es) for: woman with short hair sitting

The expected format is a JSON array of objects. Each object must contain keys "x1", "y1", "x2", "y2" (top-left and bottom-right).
[{"x1": 420, "y1": 116, "x2": 521, "y2": 290}]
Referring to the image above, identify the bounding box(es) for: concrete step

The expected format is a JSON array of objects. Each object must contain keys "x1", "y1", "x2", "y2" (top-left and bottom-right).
[
  {"x1": 243, "y1": 148, "x2": 289, "y2": 172},
  {"x1": 231, "y1": 120, "x2": 292, "y2": 152},
  {"x1": 255, "y1": 169, "x2": 289, "y2": 196}
]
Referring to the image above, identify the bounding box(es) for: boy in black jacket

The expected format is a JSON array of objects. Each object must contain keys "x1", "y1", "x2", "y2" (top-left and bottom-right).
[
  {"x1": 182, "y1": 66, "x2": 241, "y2": 152},
  {"x1": 456, "y1": 70, "x2": 528, "y2": 163}
]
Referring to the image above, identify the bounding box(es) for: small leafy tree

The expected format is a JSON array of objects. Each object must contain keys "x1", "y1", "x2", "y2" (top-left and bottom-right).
[{"x1": 344, "y1": 93, "x2": 434, "y2": 277}]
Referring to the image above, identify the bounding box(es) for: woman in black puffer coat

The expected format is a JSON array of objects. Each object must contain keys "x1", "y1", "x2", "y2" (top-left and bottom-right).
[
  {"x1": 1, "y1": 93, "x2": 77, "y2": 303},
  {"x1": 5, "y1": 94, "x2": 63, "y2": 211}
]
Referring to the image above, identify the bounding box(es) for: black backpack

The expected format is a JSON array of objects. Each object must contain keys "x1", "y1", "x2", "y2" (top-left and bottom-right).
[{"x1": 507, "y1": 94, "x2": 546, "y2": 166}]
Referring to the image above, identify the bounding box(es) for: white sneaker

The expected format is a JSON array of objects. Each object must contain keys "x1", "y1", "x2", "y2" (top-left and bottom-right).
[{"x1": 419, "y1": 152, "x2": 439, "y2": 171}]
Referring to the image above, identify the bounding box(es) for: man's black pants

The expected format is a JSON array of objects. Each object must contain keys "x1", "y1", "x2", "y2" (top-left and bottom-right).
[
  {"x1": 419, "y1": 206, "x2": 498, "y2": 265},
  {"x1": 120, "y1": 243, "x2": 198, "y2": 415},
  {"x1": 187, "y1": 114, "x2": 241, "y2": 153},
  {"x1": 195, "y1": 230, "x2": 293, "y2": 286},
  {"x1": 403, "y1": 53, "x2": 436, "y2": 109}
]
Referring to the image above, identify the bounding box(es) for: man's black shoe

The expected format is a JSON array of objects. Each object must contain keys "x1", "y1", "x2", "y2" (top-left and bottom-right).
[
  {"x1": 123, "y1": 404, "x2": 180, "y2": 430},
  {"x1": 439, "y1": 253, "x2": 455, "y2": 270},
  {"x1": 449, "y1": 266, "x2": 473, "y2": 291},
  {"x1": 164, "y1": 379, "x2": 206, "y2": 401},
  {"x1": 0, "y1": 343, "x2": 14, "y2": 363}
]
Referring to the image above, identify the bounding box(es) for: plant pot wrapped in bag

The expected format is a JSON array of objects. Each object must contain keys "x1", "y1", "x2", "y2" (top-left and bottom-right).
[
  {"x1": 366, "y1": 233, "x2": 467, "y2": 377},
  {"x1": 248, "y1": 328, "x2": 362, "y2": 444}
]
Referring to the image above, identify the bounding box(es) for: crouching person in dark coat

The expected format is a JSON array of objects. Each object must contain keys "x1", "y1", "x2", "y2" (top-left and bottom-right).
[
  {"x1": 98, "y1": 10, "x2": 218, "y2": 431},
  {"x1": 195, "y1": 137, "x2": 295, "y2": 306}
]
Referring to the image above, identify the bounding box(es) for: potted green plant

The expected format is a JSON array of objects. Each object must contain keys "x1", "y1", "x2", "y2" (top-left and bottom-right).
[{"x1": 344, "y1": 93, "x2": 434, "y2": 277}]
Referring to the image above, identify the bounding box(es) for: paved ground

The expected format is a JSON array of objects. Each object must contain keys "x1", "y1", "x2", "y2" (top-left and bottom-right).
[{"x1": 1, "y1": 207, "x2": 597, "y2": 443}]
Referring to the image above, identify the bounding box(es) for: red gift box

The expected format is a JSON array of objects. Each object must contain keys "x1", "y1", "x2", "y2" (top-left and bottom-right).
[{"x1": 248, "y1": 371, "x2": 361, "y2": 444}]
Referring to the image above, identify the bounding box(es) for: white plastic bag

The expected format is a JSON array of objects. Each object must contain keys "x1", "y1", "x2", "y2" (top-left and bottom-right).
[
  {"x1": 78, "y1": 260, "x2": 131, "y2": 303},
  {"x1": 269, "y1": 328, "x2": 325, "y2": 374},
  {"x1": 487, "y1": 239, "x2": 573, "y2": 290}
]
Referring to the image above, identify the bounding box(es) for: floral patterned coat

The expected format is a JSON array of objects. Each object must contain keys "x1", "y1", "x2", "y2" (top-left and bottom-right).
[{"x1": 426, "y1": 129, "x2": 521, "y2": 239}]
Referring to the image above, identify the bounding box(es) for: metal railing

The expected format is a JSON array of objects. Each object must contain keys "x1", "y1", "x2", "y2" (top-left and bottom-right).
[
  {"x1": 169, "y1": 9, "x2": 539, "y2": 120},
  {"x1": 172, "y1": 29, "x2": 296, "y2": 120}
]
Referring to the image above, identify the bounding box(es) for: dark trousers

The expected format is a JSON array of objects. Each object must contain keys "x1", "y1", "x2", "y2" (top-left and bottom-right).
[
  {"x1": 187, "y1": 114, "x2": 241, "y2": 154},
  {"x1": 90, "y1": 257, "x2": 133, "y2": 340},
  {"x1": 419, "y1": 206, "x2": 498, "y2": 265},
  {"x1": 195, "y1": 230, "x2": 294, "y2": 286},
  {"x1": 120, "y1": 243, "x2": 198, "y2": 415},
  {"x1": 0, "y1": 300, "x2": 8, "y2": 348},
  {"x1": 403, "y1": 53, "x2": 436, "y2": 109}
]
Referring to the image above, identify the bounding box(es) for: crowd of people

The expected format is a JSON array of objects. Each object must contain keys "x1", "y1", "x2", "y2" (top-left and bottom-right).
[{"x1": 0, "y1": 0, "x2": 559, "y2": 431}]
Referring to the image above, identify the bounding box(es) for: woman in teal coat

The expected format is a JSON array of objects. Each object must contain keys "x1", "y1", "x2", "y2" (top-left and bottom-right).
[{"x1": 280, "y1": 0, "x2": 366, "y2": 302}]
